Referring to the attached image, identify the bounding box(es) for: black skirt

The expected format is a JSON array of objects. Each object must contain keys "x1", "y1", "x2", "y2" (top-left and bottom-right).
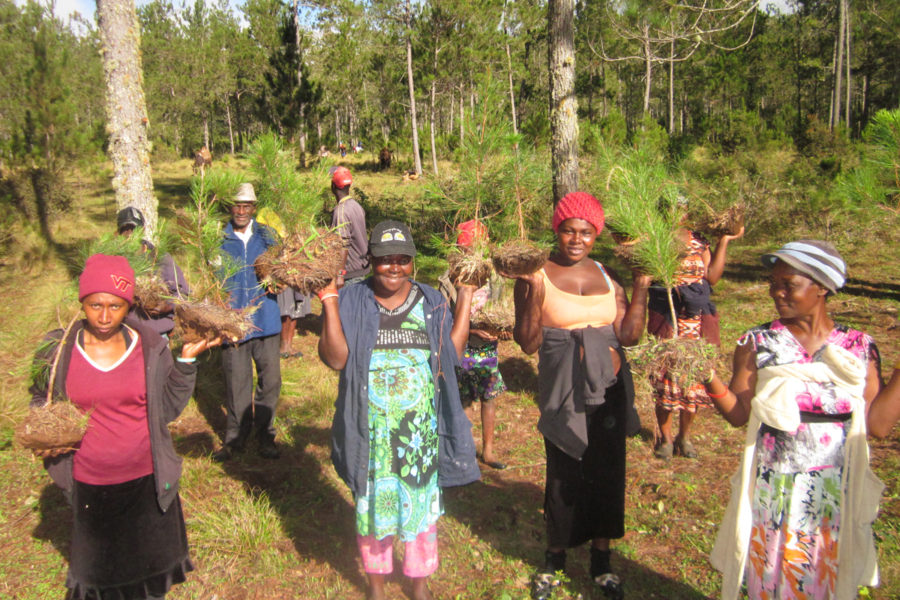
[
  {"x1": 543, "y1": 376, "x2": 627, "y2": 548},
  {"x1": 66, "y1": 474, "x2": 193, "y2": 600}
]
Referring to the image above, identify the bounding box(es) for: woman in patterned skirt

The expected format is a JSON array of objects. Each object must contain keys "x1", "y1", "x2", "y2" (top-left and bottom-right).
[
  {"x1": 648, "y1": 224, "x2": 743, "y2": 459},
  {"x1": 317, "y1": 220, "x2": 480, "y2": 600},
  {"x1": 703, "y1": 240, "x2": 884, "y2": 600}
]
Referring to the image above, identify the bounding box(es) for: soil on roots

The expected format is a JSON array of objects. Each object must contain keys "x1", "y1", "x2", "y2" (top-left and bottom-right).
[
  {"x1": 174, "y1": 300, "x2": 256, "y2": 343},
  {"x1": 447, "y1": 251, "x2": 492, "y2": 288},
  {"x1": 491, "y1": 241, "x2": 548, "y2": 278},
  {"x1": 254, "y1": 231, "x2": 344, "y2": 296}
]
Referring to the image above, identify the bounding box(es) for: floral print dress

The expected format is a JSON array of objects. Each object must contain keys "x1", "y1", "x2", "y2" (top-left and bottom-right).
[
  {"x1": 740, "y1": 320, "x2": 879, "y2": 600},
  {"x1": 355, "y1": 285, "x2": 442, "y2": 541}
]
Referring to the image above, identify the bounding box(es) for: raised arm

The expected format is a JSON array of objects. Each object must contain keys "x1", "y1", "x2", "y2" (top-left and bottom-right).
[
  {"x1": 702, "y1": 338, "x2": 757, "y2": 427},
  {"x1": 512, "y1": 272, "x2": 545, "y2": 356},
  {"x1": 706, "y1": 227, "x2": 745, "y2": 285},
  {"x1": 317, "y1": 283, "x2": 349, "y2": 370},
  {"x1": 449, "y1": 285, "x2": 476, "y2": 358},
  {"x1": 613, "y1": 271, "x2": 652, "y2": 346}
]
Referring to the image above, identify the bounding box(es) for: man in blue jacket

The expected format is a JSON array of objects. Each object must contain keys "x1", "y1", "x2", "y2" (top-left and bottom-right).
[{"x1": 213, "y1": 183, "x2": 282, "y2": 461}]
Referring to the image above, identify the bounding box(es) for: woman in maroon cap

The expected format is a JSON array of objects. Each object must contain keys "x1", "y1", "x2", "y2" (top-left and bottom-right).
[
  {"x1": 29, "y1": 253, "x2": 219, "y2": 600},
  {"x1": 505, "y1": 192, "x2": 651, "y2": 599}
]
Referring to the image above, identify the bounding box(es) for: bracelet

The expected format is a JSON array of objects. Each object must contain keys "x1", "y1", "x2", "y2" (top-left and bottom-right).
[
  {"x1": 318, "y1": 292, "x2": 339, "y2": 302},
  {"x1": 176, "y1": 356, "x2": 196, "y2": 363},
  {"x1": 707, "y1": 389, "x2": 729, "y2": 399}
]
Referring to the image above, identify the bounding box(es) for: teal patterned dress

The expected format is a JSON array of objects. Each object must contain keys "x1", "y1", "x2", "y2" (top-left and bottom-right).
[{"x1": 355, "y1": 286, "x2": 443, "y2": 541}]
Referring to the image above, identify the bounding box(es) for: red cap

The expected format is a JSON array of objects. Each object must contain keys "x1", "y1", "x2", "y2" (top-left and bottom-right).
[
  {"x1": 331, "y1": 166, "x2": 352, "y2": 188},
  {"x1": 456, "y1": 220, "x2": 488, "y2": 248},
  {"x1": 78, "y1": 253, "x2": 135, "y2": 303},
  {"x1": 552, "y1": 192, "x2": 605, "y2": 234}
]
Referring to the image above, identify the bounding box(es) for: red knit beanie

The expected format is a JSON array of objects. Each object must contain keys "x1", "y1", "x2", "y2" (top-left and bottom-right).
[
  {"x1": 78, "y1": 253, "x2": 135, "y2": 303},
  {"x1": 456, "y1": 219, "x2": 488, "y2": 248},
  {"x1": 552, "y1": 192, "x2": 605, "y2": 234}
]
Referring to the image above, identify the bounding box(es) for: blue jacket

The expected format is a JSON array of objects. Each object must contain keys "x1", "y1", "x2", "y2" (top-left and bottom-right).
[
  {"x1": 331, "y1": 279, "x2": 481, "y2": 496},
  {"x1": 221, "y1": 220, "x2": 281, "y2": 340}
]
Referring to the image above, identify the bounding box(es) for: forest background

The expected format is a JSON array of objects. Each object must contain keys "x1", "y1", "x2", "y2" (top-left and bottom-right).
[{"x1": 1, "y1": 0, "x2": 899, "y2": 598}]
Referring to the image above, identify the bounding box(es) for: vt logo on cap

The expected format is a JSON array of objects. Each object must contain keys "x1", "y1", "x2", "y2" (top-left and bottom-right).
[{"x1": 110, "y1": 274, "x2": 134, "y2": 293}]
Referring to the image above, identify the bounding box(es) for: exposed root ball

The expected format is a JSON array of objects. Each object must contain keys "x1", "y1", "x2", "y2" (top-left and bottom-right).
[
  {"x1": 470, "y1": 299, "x2": 515, "y2": 340},
  {"x1": 628, "y1": 337, "x2": 718, "y2": 388},
  {"x1": 255, "y1": 230, "x2": 344, "y2": 295},
  {"x1": 174, "y1": 300, "x2": 256, "y2": 344},
  {"x1": 447, "y1": 251, "x2": 492, "y2": 288},
  {"x1": 134, "y1": 273, "x2": 170, "y2": 314},
  {"x1": 491, "y1": 241, "x2": 548, "y2": 278},
  {"x1": 699, "y1": 203, "x2": 746, "y2": 238},
  {"x1": 15, "y1": 402, "x2": 89, "y2": 451}
]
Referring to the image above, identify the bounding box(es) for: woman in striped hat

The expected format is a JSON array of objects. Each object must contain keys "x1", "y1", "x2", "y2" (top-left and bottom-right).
[{"x1": 702, "y1": 240, "x2": 884, "y2": 600}]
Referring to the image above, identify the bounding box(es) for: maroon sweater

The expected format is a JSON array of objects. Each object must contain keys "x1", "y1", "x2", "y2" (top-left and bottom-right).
[{"x1": 67, "y1": 327, "x2": 153, "y2": 485}]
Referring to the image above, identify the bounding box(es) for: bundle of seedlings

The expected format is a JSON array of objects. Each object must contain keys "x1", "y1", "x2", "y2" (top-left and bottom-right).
[
  {"x1": 245, "y1": 133, "x2": 343, "y2": 294},
  {"x1": 491, "y1": 138, "x2": 551, "y2": 277},
  {"x1": 627, "y1": 336, "x2": 719, "y2": 388},
  {"x1": 694, "y1": 199, "x2": 746, "y2": 238},
  {"x1": 173, "y1": 168, "x2": 256, "y2": 343},
  {"x1": 601, "y1": 148, "x2": 719, "y2": 378},
  {"x1": 447, "y1": 242, "x2": 493, "y2": 288},
  {"x1": 15, "y1": 311, "x2": 90, "y2": 452},
  {"x1": 80, "y1": 225, "x2": 174, "y2": 314}
]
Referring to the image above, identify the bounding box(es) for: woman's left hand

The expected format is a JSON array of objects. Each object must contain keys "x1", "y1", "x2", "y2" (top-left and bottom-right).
[
  {"x1": 720, "y1": 225, "x2": 745, "y2": 242},
  {"x1": 181, "y1": 336, "x2": 222, "y2": 360}
]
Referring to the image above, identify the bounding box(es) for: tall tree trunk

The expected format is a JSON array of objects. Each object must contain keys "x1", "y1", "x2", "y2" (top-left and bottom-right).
[
  {"x1": 668, "y1": 40, "x2": 675, "y2": 134},
  {"x1": 844, "y1": 1, "x2": 851, "y2": 132},
  {"x1": 203, "y1": 117, "x2": 210, "y2": 149},
  {"x1": 96, "y1": 0, "x2": 158, "y2": 237},
  {"x1": 549, "y1": 0, "x2": 578, "y2": 202},
  {"x1": 642, "y1": 24, "x2": 652, "y2": 115},
  {"x1": 404, "y1": 0, "x2": 422, "y2": 175},
  {"x1": 831, "y1": 0, "x2": 846, "y2": 131},
  {"x1": 226, "y1": 100, "x2": 235, "y2": 155},
  {"x1": 505, "y1": 38, "x2": 518, "y2": 135},
  {"x1": 459, "y1": 83, "x2": 464, "y2": 146},
  {"x1": 293, "y1": 0, "x2": 307, "y2": 156},
  {"x1": 430, "y1": 44, "x2": 439, "y2": 176}
]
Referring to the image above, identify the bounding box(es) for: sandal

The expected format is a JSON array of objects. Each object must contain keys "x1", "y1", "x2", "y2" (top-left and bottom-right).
[
  {"x1": 675, "y1": 438, "x2": 698, "y2": 459},
  {"x1": 593, "y1": 573, "x2": 624, "y2": 600},
  {"x1": 531, "y1": 572, "x2": 560, "y2": 600},
  {"x1": 654, "y1": 441, "x2": 673, "y2": 459}
]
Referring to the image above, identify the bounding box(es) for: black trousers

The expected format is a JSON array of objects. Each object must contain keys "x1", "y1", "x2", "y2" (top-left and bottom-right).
[{"x1": 221, "y1": 333, "x2": 281, "y2": 446}]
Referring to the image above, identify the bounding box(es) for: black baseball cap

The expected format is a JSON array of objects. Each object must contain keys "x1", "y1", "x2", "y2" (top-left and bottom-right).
[
  {"x1": 117, "y1": 206, "x2": 144, "y2": 231},
  {"x1": 368, "y1": 220, "x2": 417, "y2": 258}
]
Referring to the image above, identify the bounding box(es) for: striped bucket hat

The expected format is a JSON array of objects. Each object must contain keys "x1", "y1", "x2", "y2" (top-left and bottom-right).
[{"x1": 761, "y1": 240, "x2": 847, "y2": 293}]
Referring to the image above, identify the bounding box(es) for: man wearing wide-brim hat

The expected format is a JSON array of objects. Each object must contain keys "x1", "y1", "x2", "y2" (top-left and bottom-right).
[{"x1": 214, "y1": 182, "x2": 283, "y2": 461}]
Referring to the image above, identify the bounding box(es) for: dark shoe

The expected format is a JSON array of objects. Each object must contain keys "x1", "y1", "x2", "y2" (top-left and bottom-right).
[
  {"x1": 212, "y1": 446, "x2": 233, "y2": 462},
  {"x1": 675, "y1": 438, "x2": 698, "y2": 459},
  {"x1": 258, "y1": 442, "x2": 280, "y2": 459},
  {"x1": 479, "y1": 454, "x2": 507, "y2": 470},
  {"x1": 654, "y1": 441, "x2": 673, "y2": 459}
]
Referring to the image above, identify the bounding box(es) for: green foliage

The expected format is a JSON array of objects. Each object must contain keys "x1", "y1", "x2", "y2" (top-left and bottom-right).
[
  {"x1": 632, "y1": 114, "x2": 670, "y2": 160},
  {"x1": 836, "y1": 109, "x2": 900, "y2": 209},
  {"x1": 80, "y1": 228, "x2": 160, "y2": 278}
]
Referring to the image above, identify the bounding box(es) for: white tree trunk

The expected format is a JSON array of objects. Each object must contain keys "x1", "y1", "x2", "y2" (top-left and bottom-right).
[
  {"x1": 831, "y1": 0, "x2": 846, "y2": 130},
  {"x1": 668, "y1": 40, "x2": 675, "y2": 134},
  {"x1": 226, "y1": 101, "x2": 235, "y2": 155},
  {"x1": 549, "y1": 0, "x2": 578, "y2": 202},
  {"x1": 404, "y1": 0, "x2": 422, "y2": 175},
  {"x1": 844, "y1": 1, "x2": 851, "y2": 131},
  {"x1": 643, "y1": 25, "x2": 652, "y2": 115},
  {"x1": 505, "y1": 39, "x2": 518, "y2": 135},
  {"x1": 97, "y1": 0, "x2": 158, "y2": 237}
]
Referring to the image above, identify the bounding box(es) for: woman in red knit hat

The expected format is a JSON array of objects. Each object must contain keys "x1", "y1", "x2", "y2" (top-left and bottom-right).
[
  {"x1": 28, "y1": 253, "x2": 220, "y2": 600},
  {"x1": 505, "y1": 192, "x2": 651, "y2": 599}
]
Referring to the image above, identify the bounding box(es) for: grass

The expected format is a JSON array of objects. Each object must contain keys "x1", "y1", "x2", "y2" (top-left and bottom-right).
[{"x1": 1, "y1": 154, "x2": 899, "y2": 599}]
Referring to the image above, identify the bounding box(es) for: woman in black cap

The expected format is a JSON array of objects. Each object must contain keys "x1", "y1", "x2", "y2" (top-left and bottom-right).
[
  {"x1": 702, "y1": 240, "x2": 883, "y2": 600},
  {"x1": 316, "y1": 220, "x2": 480, "y2": 600}
]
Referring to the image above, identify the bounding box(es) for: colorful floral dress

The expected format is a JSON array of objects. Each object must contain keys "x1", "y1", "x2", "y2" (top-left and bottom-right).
[
  {"x1": 649, "y1": 232, "x2": 714, "y2": 411},
  {"x1": 355, "y1": 286, "x2": 442, "y2": 541},
  {"x1": 740, "y1": 320, "x2": 879, "y2": 600},
  {"x1": 458, "y1": 280, "x2": 508, "y2": 404}
]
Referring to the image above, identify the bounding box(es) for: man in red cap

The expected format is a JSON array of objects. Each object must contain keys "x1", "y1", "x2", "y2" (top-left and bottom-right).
[{"x1": 330, "y1": 166, "x2": 369, "y2": 287}]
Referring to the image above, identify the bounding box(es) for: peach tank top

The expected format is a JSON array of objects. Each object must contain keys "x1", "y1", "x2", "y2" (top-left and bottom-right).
[{"x1": 540, "y1": 262, "x2": 617, "y2": 330}]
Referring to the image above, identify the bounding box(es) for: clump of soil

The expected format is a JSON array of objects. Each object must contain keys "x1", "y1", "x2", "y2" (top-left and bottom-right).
[
  {"x1": 255, "y1": 230, "x2": 344, "y2": 295},
  {"x1": 15, "y1": 402, "x2": 89, "y2": 452},
  {"x1": 491, "y1": 240, "x2": 548, "y2": 278},
  {"x1": 608, "y1": 227, "x2": 642, "y2": 264},
  {"x1": 134, "y1": 273, "x2": 171, "y2": 314},
  {"x1": 447, "y1": 251, "x2": 493, "y2": 289},
  {"x1": 628, "y1": 337, "x2": 718, "y2": 388},
  {"x1": 175, "y1": 301, "x2": 256, "y2": 344},
  {"x1": 697, "y1": 203, "x2": 746, "y2": 238}
]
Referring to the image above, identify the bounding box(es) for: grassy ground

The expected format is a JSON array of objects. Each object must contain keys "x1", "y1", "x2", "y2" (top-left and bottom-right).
[{"x1": 1, "y1": 155, "x2": 898, "y2": 599}]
